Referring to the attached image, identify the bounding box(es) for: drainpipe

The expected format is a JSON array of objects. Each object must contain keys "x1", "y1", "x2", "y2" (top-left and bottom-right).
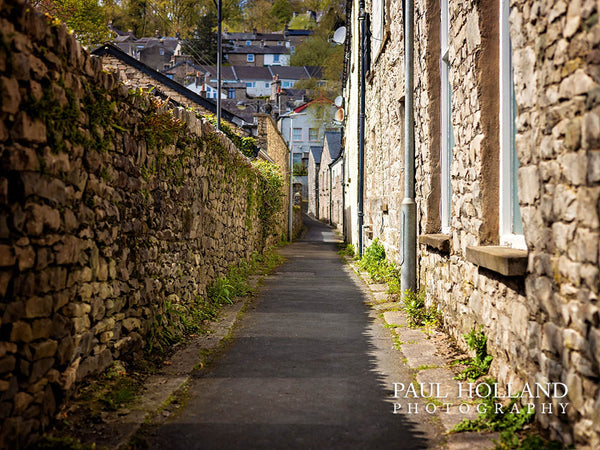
[
  {"x1": 342, "y1": 150, "x2": 346, "y2": 239},
  {"x1": 288, "y1": 115, "x2": 294, "y2": 242},
  {"x1": 329, "y1": 165, "x2": 333, "y2": 223},
  {"x1": 358, "y1": 0, "x2": 367, "y2": 257},
  {"x1": 400, "y1": 0, "x2": 417, "y2": 298}
]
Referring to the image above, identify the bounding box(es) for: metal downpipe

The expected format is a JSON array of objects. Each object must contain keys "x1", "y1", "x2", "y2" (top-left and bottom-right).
[
  {"x1": 400, "y1": 0, "x2": 417, "y2": 298},
  {"x1": 358, "y1": 1, "x2": 367, "y2": 257}
]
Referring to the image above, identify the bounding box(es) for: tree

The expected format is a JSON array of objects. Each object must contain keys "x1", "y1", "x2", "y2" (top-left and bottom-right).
[
  {"x1": 182, "y1": 12, "x2": 218, "y2": 65},
  {"x1": 271, "y1": 0, "x2": 293, "y2": 28},
  {"x1": 33, "y1": 0, "x2": 112, "y2": 47},
  {"x1": 244, "y1": 0, "x2": 280, "y2": 32}
]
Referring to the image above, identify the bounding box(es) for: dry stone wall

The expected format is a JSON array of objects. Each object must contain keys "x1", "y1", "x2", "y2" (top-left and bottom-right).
[{"x1": 0, "y1": 1, "x2": 283, "y2": 446}]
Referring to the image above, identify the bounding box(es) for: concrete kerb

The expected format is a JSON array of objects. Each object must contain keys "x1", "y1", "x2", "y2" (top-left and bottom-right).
[{"x1": 342, "y1": 256, "x2": 498, "y2": 449}]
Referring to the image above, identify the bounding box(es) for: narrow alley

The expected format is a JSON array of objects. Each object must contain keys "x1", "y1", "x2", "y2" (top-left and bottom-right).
[{"x1": 140, "y1": 216, "x2": 443, "y2": 449}]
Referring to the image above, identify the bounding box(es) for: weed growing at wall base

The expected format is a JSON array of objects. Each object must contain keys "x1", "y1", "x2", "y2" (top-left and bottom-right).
[
  {"x1": 359, "y1": 238, "x2": 401, "y2": 284},
  {"x1": 401, "y1": 289, "x2": 441, "y2": 328},
  {"x1": 454, "y1": 327, "x2": 493, "y2": 382},
  {"x1": 451, "y1": 378, "x2": 563, "y2": 449}
]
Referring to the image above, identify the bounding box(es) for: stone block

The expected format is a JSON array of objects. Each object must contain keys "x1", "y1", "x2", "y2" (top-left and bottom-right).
[
  {"x1": 11, "y1": 112, "x2": 46, "y2": 143},
  {"x1": 30, "y1": 340, "x2": 57, "y2": 360},
  {"x1": 0, "y1": 245, "x2": 15, "y2": 267},
  {"x1": 29, "y1": 358, "x2": 54, "y2": 384},
  {"x1": 10, "y1": 322, "x2": 33, "y2": 343},
  {"x1": 0, "y1": 77, "x2": 20, "y2": 114},
  {"x1": 24, "y1": 296, "x2": 53, "y2": 319},
  {"x1": 14, "y1": 246, "x2": 35, "y2": 271},
  {"x1": 0, "y1": 356, "x2": 16, "y2": 374},
  {"x1": 31, "y1": 318, "x2": 53, "y2": 341}
]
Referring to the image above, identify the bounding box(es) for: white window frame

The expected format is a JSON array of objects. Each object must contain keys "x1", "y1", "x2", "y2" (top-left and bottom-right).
[
  {"x1": 371, "y1": 0, "x2": 385, "y2": 58},
  {"x1": 246, "y1": 40, "x2": 252, "y2": 46},
  {"x1": 499, "y1": 0, "x2": 526, "y2": 249},
  {"x1": 440, "y1": 0, "x2": 453, "y2": 234},
  {"x1": 293, "y1": 128, "x2": 302, "y2": 141},
  {"x1": 247, "y1": 54, "x2": 255, "y2": 62},
  {"x1": 273, "y1": 54, "x2": 280, "y2": 63}
]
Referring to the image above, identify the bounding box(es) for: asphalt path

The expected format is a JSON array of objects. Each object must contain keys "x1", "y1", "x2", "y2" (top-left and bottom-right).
[{"x1": 144, "y1": 215, "x2": 442, "y2": 449}]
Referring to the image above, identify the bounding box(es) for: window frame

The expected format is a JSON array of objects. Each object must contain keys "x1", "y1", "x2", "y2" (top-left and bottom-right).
[
  {"x1": 247, "y1": 53, "x2": 255, "y2": 62},
  {"x1": 499, "y1": 0, "x2": 525, "y2": 249},
  {"x1": 309, "y1": 128, "x2": 319, "y2": 142},
  {"x1": 440, "y1": 0, "x2": 453, "y2": 234},
  {"x1": 292, "y1": 128, "x2": 302, "y2": 141}
]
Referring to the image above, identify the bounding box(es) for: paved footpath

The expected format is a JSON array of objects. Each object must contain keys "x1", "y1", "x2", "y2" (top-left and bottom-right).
[{"x1": 143, "y1": 216, "x2": 444, "y2": 449}]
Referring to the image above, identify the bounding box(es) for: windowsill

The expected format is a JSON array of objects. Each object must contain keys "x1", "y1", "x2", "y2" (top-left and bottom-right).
[
  {"x1": 465, "y1": 246, "x2": 528, "y2": 277},
  {"x1": 418, "y1": 234, "x2": 451, "y2": 254}
]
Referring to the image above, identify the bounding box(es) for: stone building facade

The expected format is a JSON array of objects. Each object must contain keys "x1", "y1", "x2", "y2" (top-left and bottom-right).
[
  {"x1": 329, "y1": 156, "x2": 344, "y2": 231},
  {"x1": 0, "y1": 2, "x2": 286, "y2": 446},
  {"x1": 307, "y1": 145, "x2": 323, "y2": 217},
  {"x1": 344, "y1": 0, "x2": 600, "y2": 445},
  {"x1": 318, "y1": 132, "x2": 342, "y2": 222}
]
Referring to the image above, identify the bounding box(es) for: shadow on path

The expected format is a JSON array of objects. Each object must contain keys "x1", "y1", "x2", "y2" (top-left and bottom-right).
[{"x1": 144, "y1": 215, "x2": 441, "y2": 449}]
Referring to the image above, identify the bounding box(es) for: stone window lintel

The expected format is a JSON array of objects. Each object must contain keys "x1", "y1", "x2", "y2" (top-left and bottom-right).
[
  {"x1": 418, "y1": 234, "x2": 451, "y2": 254},
  {"x1": 465, "y1": 245, "x2": 528, "y2": 277}
]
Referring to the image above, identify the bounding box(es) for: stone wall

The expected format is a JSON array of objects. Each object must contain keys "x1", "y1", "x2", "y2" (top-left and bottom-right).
[
  {"x1": 330, "y1": 160, "x2": 344, "y2": 231},
  {"x1": 255, "y1": 113, "x2": 290, "y2": 235},
  {"x1": 348, "y1": 0, "x2": 600, "y2": 445},
  {"x1": 413, "y1": 0, "x2": 600, "y2": 445},
  {"x1": 362, "y1": 0, "x2": 405, "y2": 261},
  {"x1": 0, "y1": 2, "x2": 284, "y2": 446}
]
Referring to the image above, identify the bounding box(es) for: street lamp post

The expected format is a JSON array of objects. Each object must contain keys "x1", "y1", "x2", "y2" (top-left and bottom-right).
[{"x1": 212, "y1": 0, "x2": 222, "y2": 131}]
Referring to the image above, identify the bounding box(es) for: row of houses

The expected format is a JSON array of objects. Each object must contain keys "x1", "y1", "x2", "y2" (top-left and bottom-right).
[
  {"x1": 163, "y1": 62, "x2": 323, "y2": 98},
  {"x1": 336, "y1": 0, "x2": 600, "y2": 446},
  {"x1": 111, "y1": 26, "x2": 314, "y2": 72}
]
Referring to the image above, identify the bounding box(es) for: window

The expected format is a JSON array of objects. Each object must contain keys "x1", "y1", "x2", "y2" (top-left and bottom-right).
[
  {"x1": 309, "y1": 128, "x2": 318, "y2": 141},
  {"x1": 371, "y1": 0, "x2": 385, "y2": 56},
  {"x1": 245, "y1": 81, "x2": 256, "y2": 88},
  {"x1": 247, "y1": 54, "x2": 255, "y2": 62},
  {"x1": 293, "y1": 128, "x2": 302, "y2": 141},
  {"x1": 273, "y1": 54, "x2": 280, "y2": 63},
  {"x1": 440, "y1": 0, "x2": 454, "y2": 233},
  {"x1": 291, "y1": 46, "x2": 295, "y2": 55},
  {"x1": 159, "y1": 47, "x2": 165, "y2": 55},
  {"x1": 499, "y1": 0, "x2": 524, "y2": 248},
  {"x1": 265, "y1": 82, "x2": 270, "y2": 88},
  {"x1": 246, "y1": 40, "x2": 252, "y2": 46},
  {"x1": 228, "y1": 88, "x2": 235, "y2": 99},
  {"x1": 282, "y1": 81, "x2": 293, "y2": 88},
  {"x1": 166, "y1": 74, "x2": 174, "y2": 80}
]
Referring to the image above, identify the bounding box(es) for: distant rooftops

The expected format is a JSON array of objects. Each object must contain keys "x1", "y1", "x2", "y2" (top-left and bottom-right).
[{"x1": 226, "y1": 45, "x2": 290, "y2": 55}]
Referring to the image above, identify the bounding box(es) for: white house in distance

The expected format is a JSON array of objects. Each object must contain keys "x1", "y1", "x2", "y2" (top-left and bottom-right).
[{"x1": 278, "y1": 97, "x2": 341, "y2": 168}]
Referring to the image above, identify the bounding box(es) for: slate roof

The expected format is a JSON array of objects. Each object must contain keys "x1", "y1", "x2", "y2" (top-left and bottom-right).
[
  {"x1": 310, "y1": 146, "x2": 323, "y2": 164},
  {"x1": 324, "y1": 131, "x2": 342, "y2": 161},
  {"x1": 233, "y1": 66, "x2": 273, "y2": 80},
  {"x1": 270, "y1": 66, "x2": 311, "y2": 80},
  {"x1": 227, "y1": 45, "x2": 290, "y2": 55}
]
